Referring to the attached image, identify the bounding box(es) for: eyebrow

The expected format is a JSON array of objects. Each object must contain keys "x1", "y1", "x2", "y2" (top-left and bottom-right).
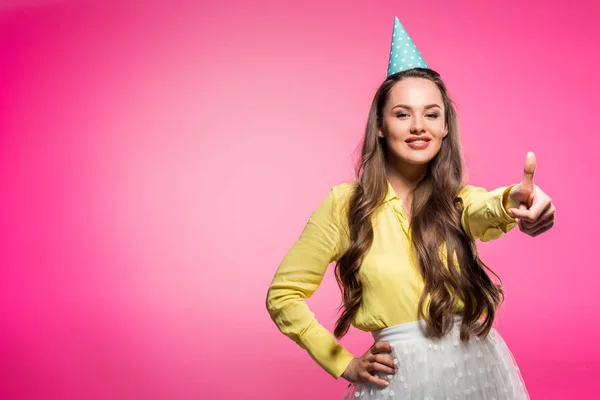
[{"x1": 392, "y1": 104, "x2": 442, "y2": 110}]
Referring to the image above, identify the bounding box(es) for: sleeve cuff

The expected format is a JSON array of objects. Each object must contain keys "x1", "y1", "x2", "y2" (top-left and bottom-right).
[
  {"x1": 498, "y1": 185, "x2": 518, "y2": 224},
  {"x1": 299, "y1": 318, "x2": 357, "y2": 379},
  {"x1": 478, "y1": 185, "x2": 518, "y2": 242},
  {"x1": 330, "y1": 347, "x2": 356, "y2": 379}
]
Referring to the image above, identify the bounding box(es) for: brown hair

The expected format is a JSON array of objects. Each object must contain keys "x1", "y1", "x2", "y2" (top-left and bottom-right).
[{"x1": 333, "y1": 68, "x2": 503, "y2": 341}]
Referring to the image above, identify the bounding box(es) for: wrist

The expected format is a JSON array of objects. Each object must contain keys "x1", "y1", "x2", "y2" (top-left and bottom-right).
[
  {"x1": 503, "y1": 185, "x2": 519, "y2": 212},
  {"x1": 341, "y1": 358, "x2": 356, "y2": 381}
]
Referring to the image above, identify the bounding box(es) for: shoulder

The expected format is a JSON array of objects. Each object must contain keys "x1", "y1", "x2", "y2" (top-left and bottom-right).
[
  {"x1": 330, "y1": 181, "x2": 359, "y2": 212},
  {"x1": 457, "y1": 185, "x2": 475, "y2": 198},
  {"x1": 331, "y1": 181, "x2": 358, "y2": 200},
  {"x1": 457, "y1": 184, "x2": 486, "y2": 199},
  {"x1": 315, "y1": 181, "x2": 357, "y2": 223}
]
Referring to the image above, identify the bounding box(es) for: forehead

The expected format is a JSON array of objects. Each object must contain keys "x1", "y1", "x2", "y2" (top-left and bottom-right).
[{"x1": 386, "y1": 78, "x2": 443, "y2": 108}]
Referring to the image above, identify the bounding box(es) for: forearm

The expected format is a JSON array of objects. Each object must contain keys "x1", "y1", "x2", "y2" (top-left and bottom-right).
[
  {"x1": 266, "y1": 288, "x2": 355, "y2": 378},
  {"x1": 459, "y1": 185, "x2": 518, "y2": 242}
]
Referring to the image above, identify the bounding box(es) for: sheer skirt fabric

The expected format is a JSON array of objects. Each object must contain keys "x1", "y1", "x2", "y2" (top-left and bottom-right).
[{"x1": 344, "y1": 316, "x2": 529, "y2": 400}]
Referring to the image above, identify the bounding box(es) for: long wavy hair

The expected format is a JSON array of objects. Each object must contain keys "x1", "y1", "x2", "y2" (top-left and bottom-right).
[{"x1": 333, "y1": 68, "x2": 504, "y2": 341}]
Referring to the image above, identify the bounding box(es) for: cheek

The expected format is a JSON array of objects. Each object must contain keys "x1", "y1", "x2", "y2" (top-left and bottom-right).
[
  {"x1": 430, "y1": 120, "x2": 446, "y2": 136},
  {"x1": 383, "y1": 128, "x2": 406, "y2": 144}
]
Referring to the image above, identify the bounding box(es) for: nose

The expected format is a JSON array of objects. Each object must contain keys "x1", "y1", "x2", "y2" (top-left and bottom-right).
[{"x1": 410, "y1": 115, "x2": 425, "y2": 133}]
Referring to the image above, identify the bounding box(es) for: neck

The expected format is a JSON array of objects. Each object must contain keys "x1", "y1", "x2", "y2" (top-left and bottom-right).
[{"x1": 386, "y1": 159, "x2": 428, "y2": 200}]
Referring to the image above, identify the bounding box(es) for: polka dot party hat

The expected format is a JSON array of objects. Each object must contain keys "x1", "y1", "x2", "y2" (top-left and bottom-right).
[{"x1": 387, "y1": 16, "x2": 428, "y2": 76}]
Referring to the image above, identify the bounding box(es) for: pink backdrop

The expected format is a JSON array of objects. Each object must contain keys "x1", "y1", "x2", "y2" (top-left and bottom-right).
[{"x1": 1, "y1": 0, "x2": 599, "y2": 398}]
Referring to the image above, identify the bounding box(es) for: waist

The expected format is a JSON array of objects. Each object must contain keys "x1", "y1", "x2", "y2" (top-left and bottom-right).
[{"x1": 372, "y1": 314, "x2": 463, "y2": 343}]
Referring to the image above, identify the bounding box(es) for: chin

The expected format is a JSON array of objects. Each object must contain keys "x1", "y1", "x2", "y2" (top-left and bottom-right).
[
  {"x1": 387, "y1": 145, "x2": 441, "y2": 166},
  {"x1": 398, "y1": 150, "x2": 438, "y2": 165},
  {"x1": 403, "y1": 158, "x2": 434, "y2": 166},
  {"x1": 405, "y1": 158, "x2": 433, "y2": 165}
]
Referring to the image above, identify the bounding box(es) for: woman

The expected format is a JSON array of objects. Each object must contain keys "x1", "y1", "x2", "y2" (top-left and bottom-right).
[{"x1": 266, "y1": 18, "x2": 554, "y2": 400}]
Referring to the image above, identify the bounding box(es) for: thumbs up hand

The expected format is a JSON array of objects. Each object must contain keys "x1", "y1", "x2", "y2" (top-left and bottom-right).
[{"x1": 505, "y1": 152, "x2": 555, "y2": 237}]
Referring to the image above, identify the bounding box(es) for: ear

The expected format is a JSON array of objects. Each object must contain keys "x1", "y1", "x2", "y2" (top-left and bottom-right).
[
  {"x1": 442, "y1": 126, "x2": 449, "y2": 138},
  {"x1": 377, "y1": 128, "x2": 385, "y2": 138}
]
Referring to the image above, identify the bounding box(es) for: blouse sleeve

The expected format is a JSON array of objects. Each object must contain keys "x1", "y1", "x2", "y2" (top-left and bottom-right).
[
  {"x1": 458, "y1": 185, "x2": 518, "y2": 242},
  {"x1": 265, "y1": 187, "x2": 355, "y2": 379}
]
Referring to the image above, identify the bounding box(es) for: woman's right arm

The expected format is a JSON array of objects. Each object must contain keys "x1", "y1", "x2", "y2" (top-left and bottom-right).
[{"x1": 265, "y1": 187, "x2": 356, "y2": 379}]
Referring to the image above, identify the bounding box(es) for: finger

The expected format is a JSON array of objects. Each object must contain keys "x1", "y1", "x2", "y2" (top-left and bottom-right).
[
  {"x1": 528, "y1": 197, "x2": 553, "y2": 224},
  {"x1": 525, "y1": 203, "x2": 555, "y2": 227},
  {"x1": 521, "y1": 151, "x2": 536, "y2": 193},
  {"x1": 509, "y1": 197, "x2": 550, "y2": 223},
  {"x1": 527, "y1": 194, "x2": 553, "y2": 221},
  {"x1": 544, "y1": 204, "x2": 556, "y2": 218},
  {"x1": 521, "y1": 219, "x2": 546, "y2": 232},
  {"x1": 508, "y1": 207, "x2": 533, "y2": 221},
  {"x1": 509, "y1": 201, "x2": 531, "y2": 219},
  {"x1": 359, "y1": 370, "x2": 389, "y2": 388},
  {"x1": 520, "y1": 210, "x2": 554, "y2": 233},
  {"x1": 519, "y1": 202, "x2": 528, "y2": 217},
  {"x1": 516, "y1": 217, "x2": 533, "y2": 231},
  {"x1": 373, "y1": 354, "x2": 396, "y2": 370},
  {"x1": 526, "y1": 219, "x2": 555, "y2": 237},
  {"x1": 370, "y1": 361, "x2": 395, "y2": 375},
  {"x1": 522, "y1": 204, "x2": 555, "y2": 230},
  {"x1": 372, "y1": 341, "x2": 393, "y2": 355}
]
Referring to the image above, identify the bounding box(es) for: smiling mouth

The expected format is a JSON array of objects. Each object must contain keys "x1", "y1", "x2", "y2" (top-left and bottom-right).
[
  {"x1": 405, "y1": 138, "x2": 431, "y2": 143},
  {"x1": 405, "y1": 138, "x2": 431, "y2": 149}
]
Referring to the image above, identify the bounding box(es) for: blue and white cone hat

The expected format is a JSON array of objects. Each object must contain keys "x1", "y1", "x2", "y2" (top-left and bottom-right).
[{"x1": 387, "y1": 16, "x2": 428, "y2": 76}]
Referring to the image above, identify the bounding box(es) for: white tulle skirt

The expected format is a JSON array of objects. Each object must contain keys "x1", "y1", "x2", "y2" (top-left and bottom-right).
[{"x1": 344, "y1": 316, "x2": 529, "y2": 400}]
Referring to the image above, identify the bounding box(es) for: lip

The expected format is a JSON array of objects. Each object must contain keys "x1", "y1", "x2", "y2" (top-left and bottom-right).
[
  {"x1": 406, "y1": 137, "x2": 431, "y2": 150},
  {"x1": 405, "y1": 136, "x2": 431, "y2": 143}
]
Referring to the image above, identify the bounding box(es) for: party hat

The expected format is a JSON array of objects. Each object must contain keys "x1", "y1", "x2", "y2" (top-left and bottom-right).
[{"x1": 387, "y1": 16, "x2": 428, "y2": 76}]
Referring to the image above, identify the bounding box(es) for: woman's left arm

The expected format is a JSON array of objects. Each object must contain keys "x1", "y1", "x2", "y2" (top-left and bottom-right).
[
  {"x1": 458, "y1": 185, "x2": 518, "y2": 242},
  {"x1": 459, "y1": 152, "x2": 555, "y2": 241}
]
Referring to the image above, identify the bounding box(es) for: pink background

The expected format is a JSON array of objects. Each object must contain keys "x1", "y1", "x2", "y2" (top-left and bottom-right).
[{"x1": 1, "y1": 0, "x2": 598, "y2": 398}]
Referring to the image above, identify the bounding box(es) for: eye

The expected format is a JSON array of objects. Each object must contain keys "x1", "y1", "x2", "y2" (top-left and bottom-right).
[
  {"x1": 426, "y1": 113, "x2": 439, "y2": 118},
  {"x1": 396, "y1": 113, "x2": 409, "y2": 118}
]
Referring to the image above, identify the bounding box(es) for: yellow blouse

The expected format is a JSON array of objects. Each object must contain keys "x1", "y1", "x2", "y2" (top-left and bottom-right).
[{"x1": 265, "y1": 181, "x2": 517, "y2": 379}]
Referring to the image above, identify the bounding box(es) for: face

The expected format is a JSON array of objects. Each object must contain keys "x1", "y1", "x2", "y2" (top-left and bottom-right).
[{"x1": 378, "y1": 77, "x2": 448, "y2": 166}]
